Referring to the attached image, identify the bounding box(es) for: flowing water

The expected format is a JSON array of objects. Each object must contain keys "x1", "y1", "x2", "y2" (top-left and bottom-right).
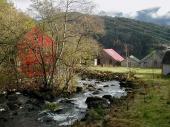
[{"x1": 39, "y1": 80, "x2": 126, "y2": 126}]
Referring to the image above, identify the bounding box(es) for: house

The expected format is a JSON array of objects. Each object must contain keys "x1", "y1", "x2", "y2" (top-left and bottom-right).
[
  {"x1": 140, "y1": 50, "x2": 164, "y2": 68},
  {"x1": 96, "y1": 49, "x2": 124, "y2": 66},
  {"x1": 121, "y1": 55, "x2": 140, "y2": 67},
  {"x1": 17, "y1": 27, "x2": 55, "y2": 77},
  {"x1": 162, "y1": 49, "x2": 170, "y2": 75}
]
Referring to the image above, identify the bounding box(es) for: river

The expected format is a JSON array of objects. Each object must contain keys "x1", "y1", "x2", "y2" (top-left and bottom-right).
[{"x1": 38, "y1": 79, "x2": 127, "y2": 126}]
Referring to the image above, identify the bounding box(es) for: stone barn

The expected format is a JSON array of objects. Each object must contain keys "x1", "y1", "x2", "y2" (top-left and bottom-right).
[
  {"x1": 97, "y1": 49, "x2": 124, "y2": 66},
  {"x1": 140, "y1": 50, "x2": 164, "y2": 68},
  {"x1": 162, "y1": 50, "x2": 170, "y2": 75},
  {"x1": 121, "y1": 55, "x2": 140, "y2": 67}
]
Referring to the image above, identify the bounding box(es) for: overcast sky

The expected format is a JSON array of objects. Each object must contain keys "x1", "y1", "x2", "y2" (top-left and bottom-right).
[{"x1": 11, "y1": 0, "x2": 170, "y2": 16}]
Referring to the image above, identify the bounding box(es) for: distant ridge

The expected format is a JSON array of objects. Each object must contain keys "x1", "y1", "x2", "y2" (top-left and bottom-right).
[{"x1": 94, "y1": 16, "x2": 170, "y2": 58}]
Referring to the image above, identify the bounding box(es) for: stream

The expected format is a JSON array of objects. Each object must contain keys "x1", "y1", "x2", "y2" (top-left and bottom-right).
[{"x1": 38, "y1": 80, "x2": 127, "y2": 126}]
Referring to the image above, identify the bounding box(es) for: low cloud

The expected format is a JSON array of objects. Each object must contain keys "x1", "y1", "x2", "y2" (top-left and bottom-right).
[
  {"x1": 135, "y1": 7, "x2": 170, "y2": 25},
  {"x1": 98, "y1": 7, "x2": 170, "y2": 26}
]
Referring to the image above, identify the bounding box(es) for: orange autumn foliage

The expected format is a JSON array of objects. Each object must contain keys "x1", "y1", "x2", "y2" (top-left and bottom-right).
[{"x1": 17, "y1": 27, "x2": 56, "y2": 78}]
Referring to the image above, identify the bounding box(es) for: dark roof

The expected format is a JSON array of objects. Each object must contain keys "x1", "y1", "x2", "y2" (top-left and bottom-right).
[
  {"x1": 129, "y1": 55, "x2": 140, "y2": 62},
  {"x1": 122, "y1": 55, "x2": 140, "y2": 63},
  {"x1": 140, "y1": 50, "x2": 164, "y2": 63},
  {"x1": 162, "y1": 50, "x2": 170, "y2": 64}
]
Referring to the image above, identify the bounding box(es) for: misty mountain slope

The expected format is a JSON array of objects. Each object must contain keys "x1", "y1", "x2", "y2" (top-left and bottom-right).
[{"x1": 95, "y1": 17, "x2": 170, "y2": 58}]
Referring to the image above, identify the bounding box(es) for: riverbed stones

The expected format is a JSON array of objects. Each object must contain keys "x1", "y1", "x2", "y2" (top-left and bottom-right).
[{"x1": 85, "y1": 96, "x2": 109, "y2": 109}]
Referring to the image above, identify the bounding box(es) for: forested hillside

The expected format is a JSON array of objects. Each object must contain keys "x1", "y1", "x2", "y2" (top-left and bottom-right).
[{"x1": 95, "y1": 16, "x2": 170, "y2": 58}]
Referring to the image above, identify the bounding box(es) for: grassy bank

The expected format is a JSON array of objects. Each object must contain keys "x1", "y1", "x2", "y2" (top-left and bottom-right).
[{"x1": 75, "y1": 67, "x2": 170, "y2": 127}]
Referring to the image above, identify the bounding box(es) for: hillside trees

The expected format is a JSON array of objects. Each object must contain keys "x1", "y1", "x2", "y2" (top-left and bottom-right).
[
  {"x1": 23, "y1": 0, "x2": 103, "y2": 93},
  {"x1": 95, "y1": 17, "x2": 170, "y2": 58},
  {"x1": 0, "y1": 2, "x2": 34, "y2": 90}
]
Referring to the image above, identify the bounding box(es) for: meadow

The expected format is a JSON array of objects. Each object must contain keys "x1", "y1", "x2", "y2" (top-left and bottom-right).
[{"x1": 88, "y1": 66, "x2": 170, "y2": 127}]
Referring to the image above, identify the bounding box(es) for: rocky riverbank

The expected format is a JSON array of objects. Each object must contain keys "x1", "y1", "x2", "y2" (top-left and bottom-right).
[
  {"x1": 0, "y1": 70, "x2": 136, "y2": 127},
  {"x1": 78, "y1": 69, "x2": 127, "y2": 81},
  {"x1": 0, "y1": 91, "x2": 48, "y2": 127}
]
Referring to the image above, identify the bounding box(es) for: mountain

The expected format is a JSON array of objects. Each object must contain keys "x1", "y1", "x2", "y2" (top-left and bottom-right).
[
  {"x1": 98, "y1": 7, "x2": 170, "y2": 26},
  {"x1": 94, "y1": 16, "x2": 170, "y2": 59}
]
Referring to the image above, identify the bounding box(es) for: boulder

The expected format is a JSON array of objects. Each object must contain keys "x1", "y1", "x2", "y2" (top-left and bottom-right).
[
  {"x1": 103, "y1": 85, "x2": 109, "y2": 88},
  {"x1": 120, "y1": 80, "x2": 134, "y2": 88},
  {"x1": 53, "y1": 108, "x2": 63, "y2": 114},
  {"x1": 85, "y1": 96, "x2": 109, "y2": 109},
  {"x1": 26, "y1": 104, "x2": 37, "y2": 112},
  {"x1": 7, "y1": 102, "x2": 19, "y2": 110},
  {"x1": 102, "y1": 95, "x2": 113, "y2": 103},
  {"x1": 119, "y1": 81, "x2": 127, "y2": 87},
  {"x1": 88, "y1": 84, "x2": 94, "y2": 88},
  {"x1": 7, "y1": 94, "x2": 18, "y2": 102},
  {"x1": 87, "y1": 85, "x2": 96, "y2": 91},
  {"x1": 0, "y1": 94, "x2": 6, "y2": 104},
  {"x1": 76, "y1": 86, "x2": 83, "y2": 93},
  {"x1": 126, "y1": 80, "x2": 134, "y2": 88},
  {"x1": 59, "y1": 99, "x2": 75, "y2": 105},
  {"x1": 111, "y1": 97, "x2": 122, "y2": 105},
  {"x1": 0, "y1": 104, "x2": 9, "y2": 112},
  {"x1": 87, "y1": 87, "x2": 96, "y2": 91},
  {"x1": 92, "y1": 90, "x2": 100, "y2": 95},
  {"x1": 95, "y1": 81, "x2": 101, "y2": 84},
  {"x1": 26, "y1": 99, "x2": 41, "y2": 107},
  {"x1": 97, "y1": 88, "x2": 103, "y2": 91},
  {"x1": 42, "y1": 116, "x2": 54, "y2": 123},
  {"x1": 114, "y1": 75, "x2": 120, "y2": 80}
]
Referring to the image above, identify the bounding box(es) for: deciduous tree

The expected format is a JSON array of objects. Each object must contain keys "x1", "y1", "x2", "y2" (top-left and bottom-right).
[{"x1": 28, "y1": 0, "x2": 103, "y2": 93}]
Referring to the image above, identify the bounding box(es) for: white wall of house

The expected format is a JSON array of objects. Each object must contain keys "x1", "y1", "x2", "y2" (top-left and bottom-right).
[
  {"x1": 162, "y1": 64, "x2": 170, "y2": 75},
  {"x1": 94, "y1": 59, "x2": 98, "y2": 66}
]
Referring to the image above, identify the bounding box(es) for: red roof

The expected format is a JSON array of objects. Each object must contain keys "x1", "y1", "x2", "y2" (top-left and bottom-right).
[{"x1": 103, "y1": 49, "x2": 124, "y2": 62}]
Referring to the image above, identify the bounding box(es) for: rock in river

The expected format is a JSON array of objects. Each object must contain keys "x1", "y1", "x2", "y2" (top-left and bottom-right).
[
  {"x1": 76, "y1": 86, "x2": 83, "y2": 93},
  {"x1": 102, "y1": 95, "x2": 113, "y2": 102},
  {"x1": 103, "y1": 85, "x2": 109, "y2": 88},
  {"x1": 85, "y1": 96, "x2": 109, "y2": 109},
  {"x1": 92, "y1": 90, "x2": 100, "y2": 95}
]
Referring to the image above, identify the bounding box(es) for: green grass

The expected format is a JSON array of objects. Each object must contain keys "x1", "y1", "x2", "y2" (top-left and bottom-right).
[
  {"x1": 90, "y1": 66, "x2": 161, "y2": 74},
  {"x1": 90, "y1": 66, "x2": 170, "y2": 127}
]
